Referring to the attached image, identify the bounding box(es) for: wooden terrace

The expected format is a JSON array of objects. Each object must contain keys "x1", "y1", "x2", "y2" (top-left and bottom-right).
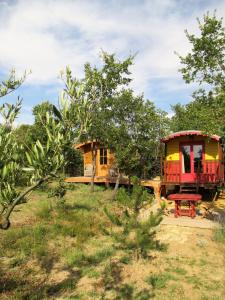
[{"x1": 65, "y1": 176, "x2": 161, "y2": 200}]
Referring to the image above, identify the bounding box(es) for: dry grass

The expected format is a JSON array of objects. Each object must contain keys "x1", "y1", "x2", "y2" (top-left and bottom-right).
[{"x1": 0, "y1": 184, "x2": 225, "y2": 299}]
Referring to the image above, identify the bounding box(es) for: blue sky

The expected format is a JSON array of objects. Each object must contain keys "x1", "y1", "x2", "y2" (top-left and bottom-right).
[{"x1": 0, "y1": 0, "x2": 224, "y2": 124}]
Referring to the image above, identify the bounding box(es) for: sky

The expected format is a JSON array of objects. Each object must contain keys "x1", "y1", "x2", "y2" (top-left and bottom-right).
[{"x1": 0, "y1": 0, "x2": 224, "y2": 124}]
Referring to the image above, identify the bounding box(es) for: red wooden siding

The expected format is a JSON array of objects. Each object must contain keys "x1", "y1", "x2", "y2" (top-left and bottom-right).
[
  {"x1": 163, "y1": 160, "x2": 224, "y2": 184},
  {"x1": 163, "y1": 161, "x2": 180, "y2": 183}
]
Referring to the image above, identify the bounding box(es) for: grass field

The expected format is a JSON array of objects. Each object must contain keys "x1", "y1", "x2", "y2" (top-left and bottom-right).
[{"x1": 0, "y1": 183, "x2": 225, "y2": 300}]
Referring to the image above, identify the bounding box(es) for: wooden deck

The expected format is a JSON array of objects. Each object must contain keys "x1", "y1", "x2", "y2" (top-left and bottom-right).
[{"x1": 65, "y1": 176, "x2": 161, "y2": 200}]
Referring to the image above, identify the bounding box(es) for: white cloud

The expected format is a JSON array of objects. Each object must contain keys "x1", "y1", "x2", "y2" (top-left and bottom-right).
[{"x1": 0, "y1": 0, "x2": 224, "y2": 96}]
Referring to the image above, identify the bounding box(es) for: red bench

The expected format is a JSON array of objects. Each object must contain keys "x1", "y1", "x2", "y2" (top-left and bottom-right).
[{"x1": 167, "y1": 194, "x2": 202, "y2": 218}]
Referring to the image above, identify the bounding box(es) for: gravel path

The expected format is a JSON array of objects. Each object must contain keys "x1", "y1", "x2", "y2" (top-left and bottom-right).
[{"x1": 161, "y1": 215, "x2": 219, "y2": 229}]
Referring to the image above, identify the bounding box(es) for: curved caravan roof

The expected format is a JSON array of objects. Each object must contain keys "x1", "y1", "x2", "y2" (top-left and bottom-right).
[{"x1": 161, "y1": 130, "x2": 221, "y2": 143}]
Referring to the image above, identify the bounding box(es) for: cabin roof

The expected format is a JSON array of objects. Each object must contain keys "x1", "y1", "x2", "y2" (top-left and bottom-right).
[
  {"x1": 75, "y1": 141, "x2": 96, "y2": 150},
  {"x1": 161, "y1": 130, "x2": 221, "y2": 143}
]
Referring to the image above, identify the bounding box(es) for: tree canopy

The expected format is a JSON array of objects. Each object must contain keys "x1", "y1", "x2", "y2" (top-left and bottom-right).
[
  {"x1": 172, "y1": 12, "x2": 225, "y2": 142},
  {"x1": 177, "y1": 12, "x2": 225, "y2": 91}
]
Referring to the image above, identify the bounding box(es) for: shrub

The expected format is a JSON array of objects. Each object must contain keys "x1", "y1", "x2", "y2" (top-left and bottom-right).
[{"x1": 103, "y1": 177, "x2": 163, "y2": 259}]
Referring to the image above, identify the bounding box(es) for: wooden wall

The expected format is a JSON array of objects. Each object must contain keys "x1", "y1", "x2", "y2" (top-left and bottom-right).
[
  {"x1": 81, "y1": 144, "x2": 116, "y2": 177},
  {"x1": 165, "y1": 136, "x2": 220, "y2": 161}
]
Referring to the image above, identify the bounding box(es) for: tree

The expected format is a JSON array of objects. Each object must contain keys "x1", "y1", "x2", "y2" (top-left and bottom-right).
[
  {"x1": 14, "y1": 124, "x2": 32, "y2": 146},
  {"x1": 29, "y1": 101, "x2": 54, "y2": 144},
  {"x1": 107, "y1": 89, "x2": 168, "y2": 198},
  {"x1": 60, "y1": 51, "x2": 134, "y2": 192},
  {"x1": 25, "y1": 101, "x2": 83, "y2": 176},
  {"x1": 0, "y1": 69, "x2": 27, "y2": 98},
  {"x1": 0, "y1": 69, "x2": 91, "y2": 229},
  {"x1": 173, "y1": 12, "x2": 225, "y2": 142},
  {"x1": 176, "y1": 12, "x2": 225, "y2": 91},
  {"x1": 103, "y1": 177, "x2": 164, "y2": 260},
  {"x1": 0, "y1": 102, "x2": 66, "y2": 229},
  {"x1": 170, "y1": 91, "x2": 225, "y2": 137}
]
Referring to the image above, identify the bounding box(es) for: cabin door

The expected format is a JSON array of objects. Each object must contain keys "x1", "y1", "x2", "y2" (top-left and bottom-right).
[{"x1": 180, "y1": 142, "x2": 204, "y2": 183}]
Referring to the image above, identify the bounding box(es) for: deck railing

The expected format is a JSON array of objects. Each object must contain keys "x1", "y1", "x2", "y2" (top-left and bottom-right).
[
  {"x1": 163, "y1": 161, "x2": 180, "y2": 183},
  {"x1": 163, "y1": 160, "x2": 224, "y2": 184}
]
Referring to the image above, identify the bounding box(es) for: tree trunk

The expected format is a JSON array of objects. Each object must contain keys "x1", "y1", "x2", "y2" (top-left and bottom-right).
[
  {"x1": 112, "y1": 170, "x2": 121, "y2": 200},
  {"x1": 90, "y1": 142, "x2": 97, "y2": 193}
]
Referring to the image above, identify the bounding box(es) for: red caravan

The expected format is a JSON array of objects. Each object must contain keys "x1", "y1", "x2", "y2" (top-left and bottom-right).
[{"x1": 161, "y1": 130, "x2": 224, "y2": 194}]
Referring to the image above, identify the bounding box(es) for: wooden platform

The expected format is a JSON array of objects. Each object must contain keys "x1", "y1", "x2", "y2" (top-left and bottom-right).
[{"x1": 65, "y1": 176, "x2": 161, "y2": 200}]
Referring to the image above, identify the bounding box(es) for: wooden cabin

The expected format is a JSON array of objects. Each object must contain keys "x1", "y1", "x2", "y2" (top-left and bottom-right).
[
  {"x1": 66, "y1": 141, "x2": 162, "y2": 200},
  {"x1": 75, "y1": 141, "x2": 117, "y2": 177},
  {"x1": 161, "y1": 130, "x2": 224, "y2": 193}
]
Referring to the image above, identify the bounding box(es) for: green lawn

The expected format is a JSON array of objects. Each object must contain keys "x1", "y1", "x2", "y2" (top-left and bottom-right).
[{"x1": 0, "y1": 184, "x2": 224, "y2": 299}]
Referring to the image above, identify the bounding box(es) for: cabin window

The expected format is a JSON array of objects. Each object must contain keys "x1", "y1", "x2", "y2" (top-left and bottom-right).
[
  {"x1": 100, "y1": 148, "x2": 107, "y2": 165},
  {"x1": 181, "y1": 145, "x2": 191, "y2": 173},
  {"x1": 194, "y1": 144, "x2": 203, "y2": 173}
]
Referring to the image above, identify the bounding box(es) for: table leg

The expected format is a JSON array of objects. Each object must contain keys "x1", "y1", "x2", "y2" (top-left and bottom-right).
[
  {"x1": 175, "y1": 200, "x2": 179, "y2": 217},
  {"x1": 191, "y1": 201, "x2": 196, "y2": 218}
]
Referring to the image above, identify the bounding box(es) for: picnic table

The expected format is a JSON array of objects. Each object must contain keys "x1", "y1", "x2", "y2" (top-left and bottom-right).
[{"x1": 167, "y1": 193, "x2": 202, "y2": 218}]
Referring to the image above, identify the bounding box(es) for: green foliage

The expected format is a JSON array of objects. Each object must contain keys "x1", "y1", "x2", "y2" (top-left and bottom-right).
[
  {"x1": 0, "y1": 69, "x2": 27, "y2": 98},
  {"x1": 0, "y1": 100, "x2": 23, "y2": 212},
  {"x1": 61, "y1": 52, "x2": 169, "y2": 182},
  {"x1": 26, "y1": 101, "x2": 54, "y2": 145},
  {"x1": 14, "y1": 124, "x2": 32, "y2": 147},
  {"x1": 177, "y1": 12, "x2": 225, "y2": 90},
  {"x1": 170, "y1": 91, "x2": 225, "y2": 138},
  {"x1": 118, "y1": 177, "x2": 154, "y2": 211},
  {"x1": 108, "y1": 90, "x2": 169, "y2": 179},
  {"x1": 104, "y1": 178, "x2": 163, "y2": 259},
  {"x1": 61, "y1": 52, "x2": 137, "y2": 191},
  {"x1": 0, "y1": 78, "x2": 71, "y2": 229},
  {"x1": 61, "y1": 52, "x2": 144, "y2": 186},
  {"x1": 173, "y1": 12, "x2": 225, "y2": 142}
]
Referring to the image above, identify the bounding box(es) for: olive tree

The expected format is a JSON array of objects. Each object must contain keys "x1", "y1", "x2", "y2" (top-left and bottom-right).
[
  {"x1": 0, "y1": 70, "x2": 90, "y2": 229},
  {"x1": 0, "y1": 102, "x2": 66, "y2": 229}
]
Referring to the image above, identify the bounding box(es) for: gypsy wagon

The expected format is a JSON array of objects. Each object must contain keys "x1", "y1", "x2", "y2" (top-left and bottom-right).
[{"x1": 161, "y1": 130, "x2": 224, "y2": 195}]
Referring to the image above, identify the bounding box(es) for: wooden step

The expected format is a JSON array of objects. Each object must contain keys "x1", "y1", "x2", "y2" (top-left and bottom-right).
[{"x1": 179, "y1": 185, "x2": 198, "y2": 193}]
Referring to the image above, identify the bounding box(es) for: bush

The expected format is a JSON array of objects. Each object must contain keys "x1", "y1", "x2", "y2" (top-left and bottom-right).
[{"x1": 103, "y1": 177, "x2": 163, "y2": 259}]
